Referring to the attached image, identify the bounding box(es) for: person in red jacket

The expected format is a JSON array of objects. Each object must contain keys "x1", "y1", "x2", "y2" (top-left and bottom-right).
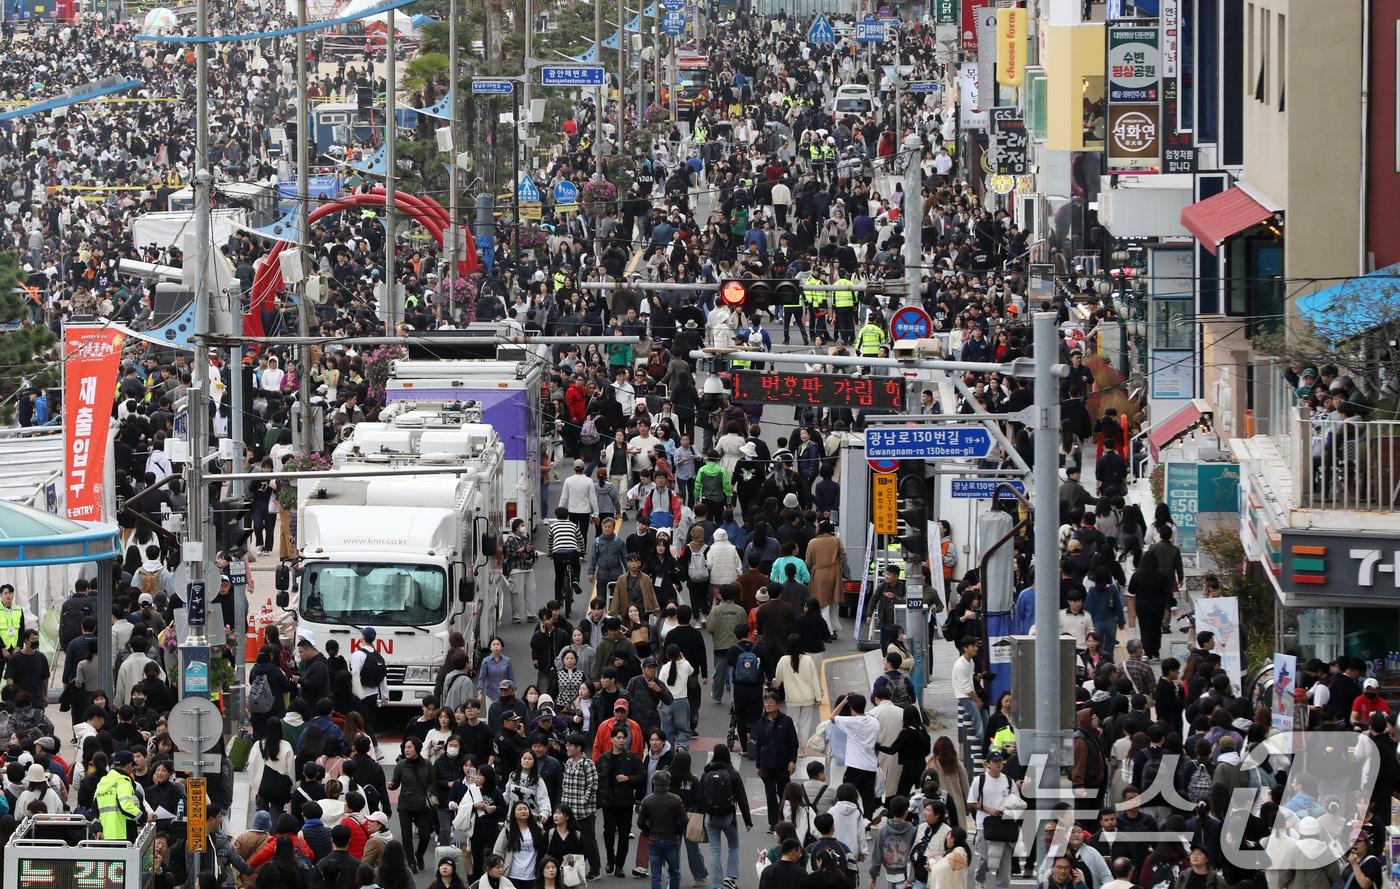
[
  {"x1": 245, "y1": 813, "x2": 315, "y2": 868},
  {"x1": 591, "y1": 697, "x2": 644, "y2": 761}
]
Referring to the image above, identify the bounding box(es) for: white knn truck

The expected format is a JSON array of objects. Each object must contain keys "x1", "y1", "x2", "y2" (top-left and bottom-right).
[{"x1": 296, "y1": 405, "x2": 505, "y2": 707}]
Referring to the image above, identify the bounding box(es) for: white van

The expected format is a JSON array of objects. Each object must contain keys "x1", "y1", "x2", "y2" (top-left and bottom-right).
[{"x1": 832, "y1": 84, "x2": 879, "y2": 118}]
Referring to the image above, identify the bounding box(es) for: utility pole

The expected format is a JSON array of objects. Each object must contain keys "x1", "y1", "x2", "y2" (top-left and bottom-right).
[
  {"x1": 296, "y1": 0, "x2": 311, "y2": 454},
  {"x1": 651, "y1": 8, "x2": 660, "y2": 124},
  {"x1": 1031, "y1": 311, "x2": 1064, "y2": 766},
  {"x1": 512, "y1": 88, "x2": 521, "y2": 258},
  {"x1": 617, "y1": 0, "x2": 626, "y2": 154},
  {"x1": 447, "y1": 0, "x2": 460, "y2": 281},
  {"x1": 902, "y1": 140, "x2": 922, "y2": 298},
  {"x1": 384, "y1": 11, "x2": 398, "y2": 327},
  {"x1": 184, "y1": 0, "x2": 213, "y2": 878},
  {"x1": 523, "y1": 0, "x2": 533, "y2": 129},
  {"x1": 668, "y1": 36, "x2": 677, "y2": 123},
  {"x1": 594, "y1": 0, "x2": 604, "y2": 170}
]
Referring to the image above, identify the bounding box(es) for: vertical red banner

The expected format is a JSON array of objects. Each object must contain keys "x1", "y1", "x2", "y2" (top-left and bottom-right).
[{"x1": 63, "y1": 326, "x2": 124, "y2": 521}]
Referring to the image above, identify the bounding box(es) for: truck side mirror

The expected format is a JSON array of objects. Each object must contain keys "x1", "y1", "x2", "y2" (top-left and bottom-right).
[
  {"x1": 480, "y1": 533, "x2": 498, "y2": 558},
  {"x1": 459, "y1": 576, "x2": 475, "y2": 603},
  {"x1": 276, "y1": 590, "x2": 289, "y2": 609},
  {"x1": 276, "y1": 562, "x2": 291, "y2": 593}
]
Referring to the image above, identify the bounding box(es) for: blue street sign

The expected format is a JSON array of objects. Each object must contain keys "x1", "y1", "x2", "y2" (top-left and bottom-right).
[
  {"x1": 807, "y1": 12, "x2": 835, "y2": 44},
  {"x1": 855, "y1": 15, "x2": 887, "y2": 42},
  {"x1": 517, "y1": 175, "x2": 541, "y2": 203},
  {"x1": 662, "y1": 10, "x2": 685, "y2": 36},
  {"x1": 183, "y1": 658, "x2": 209, "y2": 695},
  {"x1": 865, "y1": 426, "x2": 997, "y2": 460},
  {"x1": 471, "y1": 78, "x2": 514, "y2": 95},
  {"x1": 540, "y1": 64, "x2": 606, "y2": 86},
  {"x1": 908, "y1": 81, "x2": 940, "y2": 94},
  {"x1": 889, "y1": 305, "x2": 932, "y2": 341},
  {"x1": 950, "y1": 479, "x2": 1028, "y2": 500},
  {"x1": 554, "y1": 180, "x2": 580, "y2": 204},
  {"x1": 662, "y1": 0, "x2": 684, "y2": 8}
]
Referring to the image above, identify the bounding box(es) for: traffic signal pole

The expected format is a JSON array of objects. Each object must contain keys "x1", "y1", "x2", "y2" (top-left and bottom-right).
[{"x1": 687, "y1": 309, "x2": 1068, "y2": 759}]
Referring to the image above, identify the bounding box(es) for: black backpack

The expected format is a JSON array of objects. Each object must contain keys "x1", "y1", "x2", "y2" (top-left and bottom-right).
[
  {"x1": 360, "y1": 649, "x2": 387, "y2": 688},
  {"x1": 701, "y1": 768, "x2": 736, "y2": 816}
]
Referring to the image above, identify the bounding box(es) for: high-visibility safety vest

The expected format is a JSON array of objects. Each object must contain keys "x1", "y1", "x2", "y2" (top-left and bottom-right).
[
  {"x1": 992, "y1": 724, "x2": 1017, "y2": 754},
  {"x1": 552, "y1": 272, "x2": 567, "y2": 291},
  {"x1": 95, "y1": 770, "x2": 141, "y2": 841},
  {"x1": 832, "y1": 278, "x2": 856, "y2": 308},
  {"x1": 803, "y1": 276, "x2": 826, "y2": 308},
  {"x1": 694, "y1": 125, "x2": 707, "y2": 145},
  {"x1": 0, "y1": 604, "x2": 21, "y2": 649},
  {"x1": 856, "y1": 322, "x2": 885, "y2": 356},
  {"x1": 808, "y1": 143, "x2": 821, "y2": 161},
  {"x1": 821, "y1": 144, "x2": 837, "y2": 161}
]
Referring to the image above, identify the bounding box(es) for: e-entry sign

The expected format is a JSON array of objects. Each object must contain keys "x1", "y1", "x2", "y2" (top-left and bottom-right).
[{"x1": 730, "y1": 371, "x2": 904, "y2": 410}]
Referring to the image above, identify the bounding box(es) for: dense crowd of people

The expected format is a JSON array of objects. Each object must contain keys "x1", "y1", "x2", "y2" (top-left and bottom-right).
[{"x1": 0, "y1": 6, "x2": 1385, "y2": 889}]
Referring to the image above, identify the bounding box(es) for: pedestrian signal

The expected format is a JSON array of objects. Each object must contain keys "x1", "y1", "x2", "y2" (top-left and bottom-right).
[{"x1": 717, "y1": 278, "x2": 802, "y2": 314}]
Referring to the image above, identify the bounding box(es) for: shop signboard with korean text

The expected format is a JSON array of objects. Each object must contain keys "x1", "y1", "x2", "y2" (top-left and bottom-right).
[
  {"x1": 992, "y1": 107, "x2": 1028, "y2": 175},
  {"x1": 1107, "y1": 101, "x2": 1161, "y2": 173},
  {"x1": 62, "y1": 325, "x2": 124, "y2": 521},
  {"x1": 1164, "y1": 461, "x2": 1198, "y2": 553},
  {"x1": 1161, "y1": 79, "x2": 1196, "y2": 174},
  {"x1": 1107, "y1": 22, "x2": 1161, "y2": 103}
]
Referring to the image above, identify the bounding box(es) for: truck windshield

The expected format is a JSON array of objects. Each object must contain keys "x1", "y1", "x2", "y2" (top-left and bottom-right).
[{"x1": 300, "y1": 563, "x2": 448, "y2": 626}]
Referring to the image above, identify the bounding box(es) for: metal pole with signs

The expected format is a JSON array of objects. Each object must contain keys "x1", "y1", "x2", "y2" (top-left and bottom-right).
[
  {"x1": 872, "y1": 473, "x2": 898, "y2": 535},
  {"x1": 177, "y1": 573, "x2": 215, "y2": 878}
]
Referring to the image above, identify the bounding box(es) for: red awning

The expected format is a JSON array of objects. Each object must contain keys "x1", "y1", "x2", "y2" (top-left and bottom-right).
[
  {"x1": 1149, "y1": 399, "x2": 1209, "y2": 461},
  {"x1": 1179, "y1": 187, "x2": 1273, "y2": 255}
]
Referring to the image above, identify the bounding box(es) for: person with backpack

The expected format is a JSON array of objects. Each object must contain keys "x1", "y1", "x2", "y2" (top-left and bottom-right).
[
  {"x1": 727, "y1": 624, "x2": 765, "y2": 756},
  {"x1": 348, "y1": 627, "x2": 387, "y2": 732},
  {"x1": 700, "y1": 743, "x2": 752, "y2": 889},
  {"x1": 967, "y1": 749, "x2": 1020, "y2": 889},
  {"x1": 1070, "y1": 709, "x2": 1108, "y2": 814},
  {"x1": 872, "y1": 652, "x2": 916, "y2": 710},
  {"x1": 706, "y1": 585, "x2": 747, "y2": 704},
  {"x1": 248, "y1": 647, "x2": 292, "y2": 740},
  {"x1": 1178, "y1": 738, "x2": 1215, "y2": 809},
  {"x1": 58, "y1": 578, "x2": 96, "y2": 652}
]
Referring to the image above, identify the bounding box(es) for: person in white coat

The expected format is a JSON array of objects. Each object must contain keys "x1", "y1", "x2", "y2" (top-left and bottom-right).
[
  {"x1": 770, "y1": 635, "x2": 823, "y2": 748},
  {"x1": 246, "y1": 719, "x2": 296, "y2": 811},
  {"x1": 705, "y1": 529, "x2": 743, "y2": 589}
]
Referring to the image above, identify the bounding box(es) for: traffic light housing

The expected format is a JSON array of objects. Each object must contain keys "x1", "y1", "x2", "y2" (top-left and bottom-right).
[
  {"x1": 212, "y1": 495, "x2": 254, "y2": 556},
  {"x1": 717, "y1": 278, "x2": 802, "y2": 315},
  {"x1": 896, "y1": 466, "x2": 928, "y2": 558}
]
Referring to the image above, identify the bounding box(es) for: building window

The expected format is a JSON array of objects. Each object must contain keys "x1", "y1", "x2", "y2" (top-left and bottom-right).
[
  {"x1": 1258, "y1": 9, "x2": 1270, "y2": 104},
  {"x1": 1152, "y1": 299, "x2": 1196, "y2": 350},
  {"x1": 1246, "y1": 2, "x2": 1255, "y2": 99},
  {"x1": 1277, "y1": 13, "x2": 1286, "y2": 111}
]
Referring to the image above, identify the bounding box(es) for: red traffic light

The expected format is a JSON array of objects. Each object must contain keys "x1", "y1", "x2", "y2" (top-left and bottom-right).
[{"x1": 719, "y1": 280, "x2": 747, "y2": 307}]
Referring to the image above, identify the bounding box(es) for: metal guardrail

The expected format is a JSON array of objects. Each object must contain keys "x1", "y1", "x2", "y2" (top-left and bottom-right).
[{"x1": 1296, "y1": 406, "x2": 1400, "y2": 511}]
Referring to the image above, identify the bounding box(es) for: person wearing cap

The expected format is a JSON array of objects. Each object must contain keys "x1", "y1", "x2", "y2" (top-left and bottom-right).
[
  {"x1": 15, "y1": 761, "x2": 64, "y2": 815},
  {"x1": 359, "y1": 810, "x2": 394, "y2": 868},
  {"x1": 625, "y1": 656, "x2": 675, "y2": 740},
  {"x1": 1352, "y1": 676, "x2": 1391, "y2": 728},
  {"x1": 0, "y1": 583, "x2": 25, "y2": 661},
  {"x1": 592, "y1": 697, "x2": 645, "y2": 761},
  {"x1": 349, "y1": 627, "x2": 387, "y2": 731},
  {"x1": 95, "y1": 749, "x2": 143, "y2": 840},
  {"x1": 594, "y1": 618, "x2": 639, "y2": 683},
  {"x1": 490, "y1": 678, "x2": 529, "y2": 734}
]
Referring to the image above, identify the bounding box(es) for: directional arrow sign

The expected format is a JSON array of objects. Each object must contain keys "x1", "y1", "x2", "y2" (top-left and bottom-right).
[
  {"x1": 865, "y1": 426, "x2": 996, "y2": 460},
  {"x1": 950, "y1": 479, "x2": 1027, "y2": 500},
  {"x1": 472, "y1": 78, "x2": 514, "y2": 95},
  {"x1": 807, "y1": 12, "x2": 835, "y2": 44}
]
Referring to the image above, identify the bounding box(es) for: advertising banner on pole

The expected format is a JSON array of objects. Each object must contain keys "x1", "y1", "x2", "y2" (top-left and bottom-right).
[
  {"x1": 1271, "y1": 652, "x2": 1297, "y2": 751},
  {"x1": 958, "y1": 62, "x2": 988, "y2": 130},
  {"x1": 961, "y1": 0, "x2": 985, "y2": 53},
  {"x1": 1196, "y1": 596, "x2": 1242, "y2": 691},
  {"x1": 996, "y1": 7, "x2": 1025, "y2": 87},
  {"x1": 975, "y1": 4, "x2": 998, "y2": 102},
  {"x1": 63, "y1": 326, "x2": 124, "y2": 521}
]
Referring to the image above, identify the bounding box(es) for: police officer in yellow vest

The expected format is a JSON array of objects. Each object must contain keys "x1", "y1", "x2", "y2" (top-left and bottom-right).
[
  {"x1": 96, "y1": 750, "x2": 142, "y2": 840},
  {"x1": 856, "y1": 315, "x2": 887, "y2": 357},
  {"x1": 803, "y1": 273, "x2": 828, "y2": 340},
  {"x1": 782, "y1": 276, "x2": 809, "y2": 346},
  {"x1": 832, "y1": 275, "x2": 857, "y2": 343},
  {"x1": 0, "y1": 584, "x2": 24, "y2": 656}
]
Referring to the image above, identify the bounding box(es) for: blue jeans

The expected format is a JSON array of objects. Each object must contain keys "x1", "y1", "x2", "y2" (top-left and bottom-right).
[
  {"x1": 660, "y1": 699, "x2": 693, "y2": 748},
  {"x1": 959, "y1": 697, "x2": 985, "y2": 745},
  {"x1": 684, "y1": 836, "x2": 708, "y2": 882},
  {"x1": 649, "y1": 837, "x2": 681, "y2": 889},
  {"x1": 706, "y1": 813, "x2": 740, "y2": 889}
]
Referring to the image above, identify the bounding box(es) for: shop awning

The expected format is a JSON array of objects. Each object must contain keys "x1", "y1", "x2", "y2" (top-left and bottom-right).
[
  {"x1": 1150, "y1": 398, "x2": 1210, "y2": 461},
  {"x1": 1179, "y1": 187, "x2": 1274, "y2": 255}
]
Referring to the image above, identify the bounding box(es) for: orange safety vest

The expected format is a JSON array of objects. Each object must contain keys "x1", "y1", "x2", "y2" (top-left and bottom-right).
[{"x1": 941, "y1": 538, "x2": 955, "y2": 581}]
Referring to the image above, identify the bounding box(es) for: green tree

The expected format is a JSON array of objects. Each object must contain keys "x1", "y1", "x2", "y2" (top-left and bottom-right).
[{"x1": 0, "y1": 254, "x2": 57, "y2": 424}]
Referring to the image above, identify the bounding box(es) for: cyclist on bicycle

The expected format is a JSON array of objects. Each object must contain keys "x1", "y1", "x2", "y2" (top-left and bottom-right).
[{"x1": 549, "y1": 506, "x2": 586, "y2": 616}]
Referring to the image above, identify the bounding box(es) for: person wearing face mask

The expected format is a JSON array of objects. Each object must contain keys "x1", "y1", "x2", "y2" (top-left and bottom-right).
[
  {"x1": 5, "y1": 628, "x2": 49, "y2": 709},
  {"x1": 435, "y1": 735, "x2": 466, "y2": 844},
  {"x1": 1351, "y1": 678, "x2": 1391, "y2": 729}
]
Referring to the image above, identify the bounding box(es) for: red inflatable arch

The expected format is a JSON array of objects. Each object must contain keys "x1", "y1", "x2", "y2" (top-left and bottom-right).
[{"x1": 246, "y1": 188, "x2": 478, "y2": 337}]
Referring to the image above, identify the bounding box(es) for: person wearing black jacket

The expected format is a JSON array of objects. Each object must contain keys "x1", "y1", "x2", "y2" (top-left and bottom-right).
[
  {"x1": 753, "y1": 693, "x2": 799, "y2": 830},
  {"x1": 350, "y1": 735, "x2": 390, "y2": 816},
  {"x1": 295, "y1": 636, "x2": 330, "y2": 705},
  {"x1": 530, "y1": 610, "x2": 571, "y2": 696},
  {"x1": 665, "y1": 605, "x2": 708, "y2": 726},
  {"x1": 596, "y1": 726, "x2": 645, "y2": 876},
  {"x1": 1154, "y1": 659, "x2": 1185, "y2": 733},
  {"x1": 453, "y1": 700, "x2": 495, "y2": 765}
]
